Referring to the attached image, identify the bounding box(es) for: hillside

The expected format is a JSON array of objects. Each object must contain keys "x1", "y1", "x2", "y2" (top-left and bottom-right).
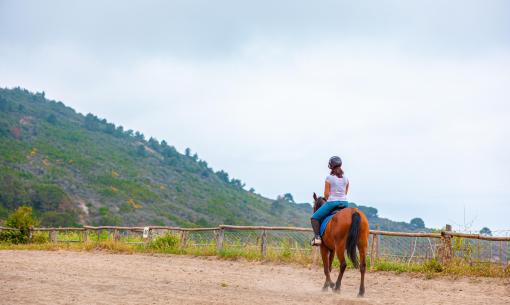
[
  {"x1": 0, "y1": 87, "x2": 313, "y2": 227},
  {"x1": 0, "y1": 87, "x2": 425, "y2": 231}
]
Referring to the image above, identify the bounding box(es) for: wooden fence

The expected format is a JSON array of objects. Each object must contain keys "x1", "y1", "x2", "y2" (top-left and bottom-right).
[{"x1": 1, "y1": 224, "x2": 509, "y2": 266}]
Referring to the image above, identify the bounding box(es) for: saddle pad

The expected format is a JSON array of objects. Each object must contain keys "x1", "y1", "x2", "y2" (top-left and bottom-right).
[{"x1": 320, "y1": 214, "x2": 334, "y2": 237}]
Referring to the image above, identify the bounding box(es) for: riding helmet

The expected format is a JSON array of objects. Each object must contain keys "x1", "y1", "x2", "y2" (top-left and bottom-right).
[{"x1": 328, "y1": 156, "x2": 342, "y2": 169}]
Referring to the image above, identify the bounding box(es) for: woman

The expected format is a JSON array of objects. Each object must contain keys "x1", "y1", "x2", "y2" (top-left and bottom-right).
[{"x1": 311, "y1": 156, "x2": 349, "y2": 246}]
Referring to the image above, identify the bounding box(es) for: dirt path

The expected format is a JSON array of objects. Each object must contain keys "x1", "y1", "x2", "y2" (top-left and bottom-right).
[{"x1": 0, "y1": 250, "x2": 508, "y2": 305}]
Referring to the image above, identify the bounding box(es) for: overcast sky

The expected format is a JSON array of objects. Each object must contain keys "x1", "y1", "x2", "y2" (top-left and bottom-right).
[{"x1": 1, "y1": 0, "x2": 509, "y2": 231}]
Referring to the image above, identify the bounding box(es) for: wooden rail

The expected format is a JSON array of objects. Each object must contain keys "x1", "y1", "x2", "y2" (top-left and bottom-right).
[
  {"x1": 219, "y1": 225, "x2": 312, "y2": 232},
  {"x1": 0, "y1": 226, "x2": 19, "y2": 231},
  {"x1": 1, "y1": 224, "x2": 508, "y2": 241}
]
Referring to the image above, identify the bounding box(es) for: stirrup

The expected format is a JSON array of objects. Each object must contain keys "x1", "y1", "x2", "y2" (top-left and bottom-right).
[{"x1": 310, "y1": 236, "x2": 322, "y2": 246}]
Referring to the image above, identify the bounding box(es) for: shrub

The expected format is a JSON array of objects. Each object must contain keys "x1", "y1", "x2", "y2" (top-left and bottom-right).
[
  {"x1": 0, "y1": 206, "x2": 38, "y2": 243},
  {"x1": 0, "y1": 230, "x2": 22, "y2": 244},
  {"x1": 148, "y1": 233, "x2": 180, "y2": 251},
  {"x1": 31, "y1": 232, "x2": 49, "y2": 244},
  {"x1": 423, "y1": 258, "x2": 443, "y2": 273}
]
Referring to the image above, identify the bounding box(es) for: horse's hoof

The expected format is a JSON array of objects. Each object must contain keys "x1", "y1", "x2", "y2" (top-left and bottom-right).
[
  {"x1": 329, "y1": 282, "x2": 335, "y2": 288},
  {"x1": 322, "y1": 286, "x2": 329, "y2": 292},
  {"x1": 333, "y1": 288, "x2": 341, "y2": 294},
  {"x1": 357, "y1": 292, "x2": 365, "y2": 298}
]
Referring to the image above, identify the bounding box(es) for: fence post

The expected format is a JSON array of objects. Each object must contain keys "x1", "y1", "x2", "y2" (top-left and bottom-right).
[
  {"x1": 500, "y1": 241, "x2": 503, "y2": 266},
  {"x1": 260, "y1": 229, "x2": 267, "y2": 257},
  {"x1": 97, "y1": 229, "x2": 101, "y2": 242},
  {"x1": 82, "y1": 229, "x2": 89, "y2": 242},
  {"x1": 49, "y1": 230, "x2": 57, "y2": 243},
  {"x1": 370, "y1": 233, "x2": 379, "y2": 269},
  {"x1": 216, "y1": 228, "x2": 224, "y2": 252},
  {"x1": 180, "y1": 231, "x2": 188, "y2": 249},
  {"x1": 440, "y1": 224, "x2": 453, "y2": 263},
  {"x1": 28, "y1": 227, "x2": 33, "y2": 243},
  {"x1": 312, "y1": 246, "x2": 319, "y2": 268},
  {"x1": 477, "y1": 239, "x2": 480, "y2": 261},
  {"x1": 113, "y1": 229, "x2": 120, "y2": 241}
]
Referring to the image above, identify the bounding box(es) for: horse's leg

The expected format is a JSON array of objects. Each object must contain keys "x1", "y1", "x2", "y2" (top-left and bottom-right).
[
  {"x1": 320, "y1": 244, "x2": 333, "y2": 291},
  {"x1": 328, "y1": 249, "x2": 335, "y2": 288},
  {"x1": 358, "y1": 236, "x2": 368, "y2": 297},
  {"x1": 328, "y1": 249, "x2": 334, "y2": 273},
  {"x1": 333, "y1": 243, "x2": 347, "y2": 293}
]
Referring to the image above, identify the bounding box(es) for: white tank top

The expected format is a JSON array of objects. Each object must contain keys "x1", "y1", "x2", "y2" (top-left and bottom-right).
[{"x1": 326, "y1": 175, "x2": 349, "y2": 202}]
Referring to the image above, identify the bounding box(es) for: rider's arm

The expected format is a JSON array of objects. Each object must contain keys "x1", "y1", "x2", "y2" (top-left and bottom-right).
[
  {"x1": 324, "y1": 181, "x2": 331, "y2": 200},
  {"x1": 345, "y1": 181, "x2": 349, "y2": 195}
]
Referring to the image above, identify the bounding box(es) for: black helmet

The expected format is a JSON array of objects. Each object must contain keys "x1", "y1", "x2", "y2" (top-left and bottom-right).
[{"x1": 328, "y1": 156, "x2": 342, "y2": 169}]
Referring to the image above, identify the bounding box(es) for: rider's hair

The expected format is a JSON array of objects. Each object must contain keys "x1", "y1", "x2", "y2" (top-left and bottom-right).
[{"x1": 330, "y1": 165, "x2": 344, "y2": 178}]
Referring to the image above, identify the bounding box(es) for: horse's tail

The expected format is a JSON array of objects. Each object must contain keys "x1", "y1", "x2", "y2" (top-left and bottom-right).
[{"x1": 346, "y1": 210, "x2": 361, "y2": 269}]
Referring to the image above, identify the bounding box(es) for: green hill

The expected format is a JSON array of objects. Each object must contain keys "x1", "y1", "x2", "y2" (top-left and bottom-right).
[
  {"x1": 0, "y1": 87, "x2": 426, "y2": 232},
  {"x1": 0, "y1": 87, "x2": 313, "y2": 227}
]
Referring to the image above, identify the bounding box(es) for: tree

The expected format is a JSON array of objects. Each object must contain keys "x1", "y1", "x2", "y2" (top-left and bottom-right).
[
  {"x1": 134, "y1": 131, "x2": 145, "y2": 141},
  {"x1": 185, "y1": 148, "x2": 191, "y2": 157},
  {"x1": 358, "y1": 206, "x2": 378, "y2": 219},
  {"x1": 480, "y1": 227, "x2": 492, "y2": 236},
  {"x1": 1, "y1": 206, "x2": 39, "y2": 243},
  {"x1": 104, "y1": 123, "x2": 116, "y2": 134},
  {"x1": 230, "y1": 178, "x2": 245, "y2": 189},
  {"x1": 0, "y1": 121, "x2": 10, "y2": 137},
  {"x1": 136, "y1": 145, "x2": 147, "y2": 157},
  {"x1": 0, "y1": 96, "x2": 12, "y2": 112},
  {"x1": 46, "y1": 114, "x2": 57, "y2": 124},
  {"x1": 148, "y1": 137, "x2": 160, "y2": 151},
  {"x1": 162, "y1": 146, "x2": 178, "y2": 158},
  {"x1": 114, "y1": 125, "x2": 124, "y2": 137},
  {"x1": 410, "y1": 217, "x2": 425, "y2": 229},
  {"x1": 282, "y1": 193, "x2": 295, "y2": 203},
  {"x1": 84, "y1": 113, "x2": 99, "y2": 131},
  {"x1": 249, "y1": 188, "x2": 256, "y2": 193},
  {"x1": 216, "y1": 170, "x2": 229, "y2": 183},
  {"x1": 198, "y1": 160, "x2": 208, "y2": 168},
  {"x1": 271, "y1": 200, "x2": 285, "y2": 213}
]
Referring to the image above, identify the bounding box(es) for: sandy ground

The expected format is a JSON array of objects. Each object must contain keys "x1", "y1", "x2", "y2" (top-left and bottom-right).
[{"x1": 0, "y1": 250, "x2": 509, "y2": 305}]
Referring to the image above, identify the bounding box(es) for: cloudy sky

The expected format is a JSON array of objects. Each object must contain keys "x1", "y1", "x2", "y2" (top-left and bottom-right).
[{"x1": 1, "y1": 0, "x2": 509, "y2": 231}]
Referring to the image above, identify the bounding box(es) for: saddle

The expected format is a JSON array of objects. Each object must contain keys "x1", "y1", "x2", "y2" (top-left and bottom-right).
[
  {"x1": 319, "y1": 205, "x2": 347, "y2": 237},
  {"x1": 328, "y1": 204, "x2": 346, "y2": 216}
]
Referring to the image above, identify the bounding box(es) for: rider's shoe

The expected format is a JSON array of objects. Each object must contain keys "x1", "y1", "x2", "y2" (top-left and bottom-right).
[{"x1": 310, "y1": 235, "x2": 322, "y2": 246}]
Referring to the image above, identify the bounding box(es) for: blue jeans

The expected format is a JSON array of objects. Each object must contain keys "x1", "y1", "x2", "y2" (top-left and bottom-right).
[{"x1": 311, "y1": 201, "x2": 349, "y2": 221}]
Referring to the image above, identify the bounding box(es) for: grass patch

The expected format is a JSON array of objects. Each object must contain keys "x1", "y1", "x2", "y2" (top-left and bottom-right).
[{"x1": 370, "y1": 257, "x2": 509, "y2": 278}]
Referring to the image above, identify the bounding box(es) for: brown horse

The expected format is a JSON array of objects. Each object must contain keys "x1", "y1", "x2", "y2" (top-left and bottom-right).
[{"x1": 312, "y1": 193, "x2": 370, "y2": 297}]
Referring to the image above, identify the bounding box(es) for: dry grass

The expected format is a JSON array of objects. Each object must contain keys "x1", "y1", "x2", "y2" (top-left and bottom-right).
[{"x1": 1, "y1": 240, "x2": 508, "y2": 278}]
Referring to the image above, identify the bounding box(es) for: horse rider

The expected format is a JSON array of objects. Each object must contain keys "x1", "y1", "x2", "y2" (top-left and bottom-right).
[{"x1": 310, "y1": 156, "x2": 350, "y2": 246}]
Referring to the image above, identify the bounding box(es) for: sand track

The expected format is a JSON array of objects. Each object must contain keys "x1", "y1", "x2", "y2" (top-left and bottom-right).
[{"x1": 0, "y1": 250, "x2": 509, "y2": 305}]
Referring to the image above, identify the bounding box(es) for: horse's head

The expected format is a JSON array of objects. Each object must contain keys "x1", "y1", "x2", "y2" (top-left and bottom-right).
[{"x1": 312, "y1": 192, "x2": 327, "y2": 213}]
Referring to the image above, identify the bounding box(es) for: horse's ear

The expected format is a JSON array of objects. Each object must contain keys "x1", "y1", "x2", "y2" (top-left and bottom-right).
[{"x1": 313, "y1": 192, "x2": 318, "y2": 201}]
